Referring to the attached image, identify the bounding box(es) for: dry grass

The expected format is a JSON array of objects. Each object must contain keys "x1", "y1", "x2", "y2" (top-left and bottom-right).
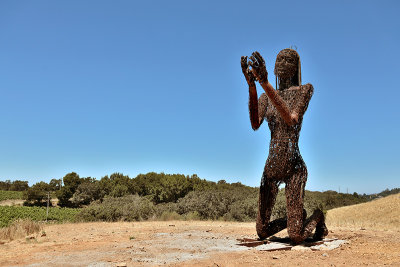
[
  {"x1": 326, "y1": 193, "x2": 400, "y2": 230},
  {"x1": 0, "y1": 199, "x2": 24, "y2": 206},
  {"x1": 0, "y1": 219, "x2": 43, "y2": 241}
]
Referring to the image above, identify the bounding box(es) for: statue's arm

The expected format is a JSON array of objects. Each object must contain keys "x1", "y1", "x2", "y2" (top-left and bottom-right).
[
  {"x1": 259, "y1": 81, "x2": 298, "y2": 126},
  {"x1": 242, "y1": 56, "x2": 266, "y2": 130},
  {"x1": 248, "y1": 52, "x2": 298, "y2": 126},
  {"x1": 249, "y1": 88, "x2": 268, "y2": 130}
]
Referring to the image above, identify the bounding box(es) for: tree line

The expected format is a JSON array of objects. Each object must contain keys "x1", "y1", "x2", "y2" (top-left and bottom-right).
[
  {"x1": 0, "y1": 180, "x2": 30, "y2": 191},
  {"x1": 20, "y1": 172, "x2": 239, "y2": 207},
  {"x1": 1, "y1": 172, "x2": 398, "y2": 222}
]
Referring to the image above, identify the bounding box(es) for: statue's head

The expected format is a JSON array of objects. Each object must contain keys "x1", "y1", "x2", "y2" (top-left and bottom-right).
[{"x1": 274, "y1": 48, "x2": 301, "y2": 89}]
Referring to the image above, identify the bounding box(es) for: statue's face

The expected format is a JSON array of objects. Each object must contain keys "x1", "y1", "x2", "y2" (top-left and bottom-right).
[{"x1": 274, "y1": 49, "x2": 299, "y2": 79}]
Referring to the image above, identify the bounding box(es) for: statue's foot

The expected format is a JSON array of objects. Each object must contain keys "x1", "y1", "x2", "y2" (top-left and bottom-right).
[{"x1": 313, "y1": 223, "x2": 328, "y2": 241}]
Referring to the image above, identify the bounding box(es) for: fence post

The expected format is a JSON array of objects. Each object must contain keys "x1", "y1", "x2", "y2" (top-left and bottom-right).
[{"x1": 46, "y1": 192, "x2": 50, "y2": 222}]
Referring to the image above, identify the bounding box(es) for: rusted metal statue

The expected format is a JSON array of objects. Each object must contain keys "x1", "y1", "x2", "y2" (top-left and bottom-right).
[{"x1": 241, "y1": 49, "x2": 328, "y2": 244}]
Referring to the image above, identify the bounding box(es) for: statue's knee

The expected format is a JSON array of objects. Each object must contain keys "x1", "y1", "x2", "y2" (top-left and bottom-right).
[
  {"x1": 288, "y1": 232, "x2": 304, "y2": 244},
  {"x1": 256, "y1": 220, "x2": 268, "y2": 240},
  {"x1": 287, "y1": 222, "x2": 304, "y2": 244}
]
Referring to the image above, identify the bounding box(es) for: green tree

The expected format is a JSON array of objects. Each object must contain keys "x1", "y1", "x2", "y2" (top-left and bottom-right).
[
  {"x1": 56, "y1": 172, "x2": 81, "y2": 207},
  {"x1": 0, "y1": 180, "x2": 11, "y2": 191},
  {"x1": 109, "y1": 184, "x2": 129, "y2": 198},
  {"x1": 72, "y1": 180, "x2": 101, "y2": 206},
  {"x1": 10, "y1": 180, "x2": 29, "y2": 191},
  {"x1": 132, "y1": 172, "x2": 193, "y2": 203},
  {"x1": 49, "y1": 179, "x2": 62, "y2": 191},
  {"x1": 23, "y1": 182, "x2": 51, "y2": 206},
  {"x1": 98, "y1": 176, "x2": 113, "y2": 198},
  {"x1": 63, "y1": 172, "x2": 81, "y2": 191}
]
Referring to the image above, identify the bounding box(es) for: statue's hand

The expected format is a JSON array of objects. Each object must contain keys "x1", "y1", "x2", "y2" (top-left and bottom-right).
[
  {"x1": 249, "y1": 51, "x2": 268, "y2": 84},
  {"x1": 241, "y1": 56, "x2": 255, "y2": 87}
]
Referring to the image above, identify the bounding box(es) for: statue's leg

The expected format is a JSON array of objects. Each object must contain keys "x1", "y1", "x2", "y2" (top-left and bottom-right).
[
  {"x1": 285, "y1": 169, "x2": 328, "y2": 244},
  {"x1": 256, "y1": 173, "x2": 286, "y2": 240}
]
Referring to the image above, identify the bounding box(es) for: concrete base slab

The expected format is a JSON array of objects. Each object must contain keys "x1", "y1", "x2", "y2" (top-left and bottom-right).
[{"x1": 237, "y1": 237, "x2": 347, "y2": 251}]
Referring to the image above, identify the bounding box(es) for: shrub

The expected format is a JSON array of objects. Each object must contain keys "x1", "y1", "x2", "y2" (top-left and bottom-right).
[
  {"x1": 176, "y1": 188, "x2": 259, "y2": 221},
  {"x1": 176, "y1": 190, "x2": 233, "y2": 220},
  {"x1": 271, "y1": 190, "x2": 287, "y2": 220},
  {"x1": 183, "y1": 211, "x2": 201, "y2": 221},
  {"x1": 154, "y1": 202, "x2": 178, "y2": 217},
  {"x1": 225, "y1": 196, "x2": 258, "y2": 222},
  {"x1": 159, "y1": 211, "x2": 183, "y2": 221},
  {"x1": 109, "y1": 184, "x2": 129, "y2": 198},
  {"x1": 76, "y1": 195, "x2": 156, "y2": 222}
]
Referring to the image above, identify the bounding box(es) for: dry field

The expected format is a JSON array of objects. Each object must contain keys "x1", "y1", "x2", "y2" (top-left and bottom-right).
[
  {"x1": 0, "y1": 194, "x2": 400, "y2": 266},
  {"x1": 327, "y1": 193, "x2": 400, "y2": 230}
]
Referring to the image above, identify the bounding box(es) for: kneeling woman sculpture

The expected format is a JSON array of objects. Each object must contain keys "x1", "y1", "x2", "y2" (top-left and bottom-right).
[{"x1": 241, "y1": 49, "x2": 328, "y2": 244}]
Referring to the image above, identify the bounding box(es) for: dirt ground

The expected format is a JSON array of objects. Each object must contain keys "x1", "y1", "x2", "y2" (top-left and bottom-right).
[
  {"x1": 0, "y1": 199, "x2": 24, "y2": 206},
  {"x1": 0, "y1": 199, "x2": 58, "y2": 207},
  {"x1": 1, "y1": 221, "x2": 400, "y2": 266}
]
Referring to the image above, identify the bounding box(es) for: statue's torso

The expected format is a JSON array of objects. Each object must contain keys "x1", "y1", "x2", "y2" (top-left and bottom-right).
[{"x1": 262, "y1": 84, "x2": 313, "y2": 181}]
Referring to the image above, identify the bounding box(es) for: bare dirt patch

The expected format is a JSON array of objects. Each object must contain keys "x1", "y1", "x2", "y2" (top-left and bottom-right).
[
  {"x1": 0, "y1": 199, "x2": 24, "y2": 206},
  {"x1": 1, "y1": 221, "x2": 400, "y2": 266}
]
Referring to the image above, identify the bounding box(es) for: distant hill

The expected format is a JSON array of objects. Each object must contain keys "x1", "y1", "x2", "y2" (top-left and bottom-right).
[
  {"x1": 326, "y1": 193, "x2": 400, "y2": 230},
  {"x1": 371, "y1": 188, "x2": 400, "y2": 199}
]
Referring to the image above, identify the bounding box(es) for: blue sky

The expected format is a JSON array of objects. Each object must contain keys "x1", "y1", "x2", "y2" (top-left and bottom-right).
[{"x1": 0, "y1": 1, "x2": 399, "y2": 194}]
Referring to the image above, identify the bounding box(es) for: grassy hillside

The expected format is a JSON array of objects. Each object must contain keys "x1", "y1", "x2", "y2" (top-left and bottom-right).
[{"x1": 326, "y1": 193, "x2": 400, "y2": 230}]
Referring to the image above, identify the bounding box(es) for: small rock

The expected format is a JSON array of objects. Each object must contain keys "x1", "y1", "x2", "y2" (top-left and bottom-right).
[
  {"x1": 322, "y1": 253, "x2": 328, "y2": 257},
  {"x1": 206, "y1": 229, "x2": 212, "y2": 232},
  {"x1": 291, "y1": 246, "x2": 311, "y2": 251},
  {"x1": 272, "y1": 256, "x2": 279, "y2": 259},
  {"x1": 116, "y1": 263, "x2": 127, "y2": 267}
]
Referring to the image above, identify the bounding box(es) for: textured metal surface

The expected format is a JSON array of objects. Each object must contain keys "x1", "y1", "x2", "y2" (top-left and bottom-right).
[{"x1": 241, "y1": 49, "x2": 328, "y2": 244}]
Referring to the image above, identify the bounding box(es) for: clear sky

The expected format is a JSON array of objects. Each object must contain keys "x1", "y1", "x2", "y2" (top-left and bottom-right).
[{"x1": 0, "y1": 1, "x2": 399, "y2": 194}]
